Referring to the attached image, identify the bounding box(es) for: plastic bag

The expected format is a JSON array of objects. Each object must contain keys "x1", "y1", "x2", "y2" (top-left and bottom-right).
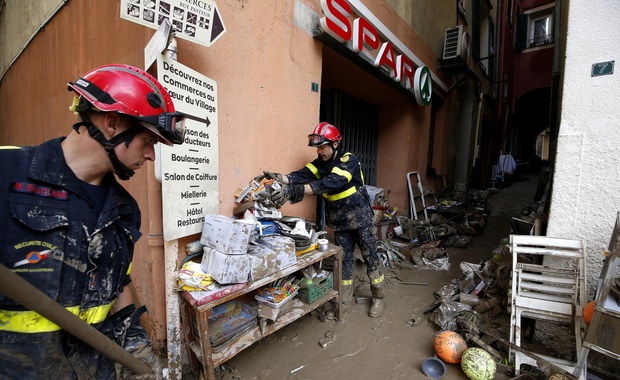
[
  {"x1": 177, "y1": 261, "x2": 215, "y2": 291},
  {"x1": 427, "y1": 299, "x2": 472, "y2": 330}
]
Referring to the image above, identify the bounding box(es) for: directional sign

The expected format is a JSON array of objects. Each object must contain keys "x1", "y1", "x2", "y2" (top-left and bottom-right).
[
  {"x1": 157, "y1": 55, "x2": 219, "y2": 240},
  {"x1": 121, "y1": 0, "x2": 226, "y2": 47}
]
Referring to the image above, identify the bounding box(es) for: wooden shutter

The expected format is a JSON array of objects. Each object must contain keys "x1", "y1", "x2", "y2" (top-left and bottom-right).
[{"x1": 516, "y1": 13, "x2": 528, "y2": 50}]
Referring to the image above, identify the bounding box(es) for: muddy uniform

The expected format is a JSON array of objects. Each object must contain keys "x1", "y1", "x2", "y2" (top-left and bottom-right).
[
  {"x1": 287, "y1": 150, "x2": 381, "y2": 282},
  {"x1": 0, "y1": 138, "x2": 141, "y2": 379}
]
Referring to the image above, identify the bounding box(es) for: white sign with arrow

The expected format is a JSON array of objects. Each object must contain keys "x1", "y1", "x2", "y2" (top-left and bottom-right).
[
  {"x1": 157, "y1": 55, "x2": 219, "y2": 241},
  {"x1": 121, "y1": 0, "x2": 226, "y2": 47}
]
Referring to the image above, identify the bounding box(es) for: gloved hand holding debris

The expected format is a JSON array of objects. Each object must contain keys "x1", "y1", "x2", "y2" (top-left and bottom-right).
[
  {"x1": 262, "y1": 171, "x2": 286, "y2": 184},
  {"x1": 111, "y1": 305, "x2": 163, "y2": 380},
  {"x1": 271, "y1": 183, "x2": 305, "y2": 207}
]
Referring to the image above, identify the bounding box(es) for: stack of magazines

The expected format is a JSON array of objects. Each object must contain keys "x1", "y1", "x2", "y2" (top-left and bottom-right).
[{"x1": 207, "y1": 300, "x2": 257, "y2": 352}]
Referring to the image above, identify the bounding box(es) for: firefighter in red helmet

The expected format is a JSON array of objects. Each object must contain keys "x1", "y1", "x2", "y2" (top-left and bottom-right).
[
  {"x1": 264, "y1": 122, "x2": 385, "y2": 318},
  {"x1": 0, "y1": 64, "x2": 185, "y2": 378}
]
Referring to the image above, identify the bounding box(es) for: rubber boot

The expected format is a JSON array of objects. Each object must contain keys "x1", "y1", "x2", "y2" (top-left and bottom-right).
[
  {"x1": 368, "y1": 272, "x2": 385, "y2": 318},
  {"x1": 341, "y1": 282, "x2": 354, "y2": 312}
]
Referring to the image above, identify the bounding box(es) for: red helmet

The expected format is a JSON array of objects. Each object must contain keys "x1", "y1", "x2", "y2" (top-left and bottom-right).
[
  {"x1": 308, "y1": 122, "x2": 342, "y2": 147},
  {"x1": 67, "y1": 64, "x2": 185, "y2": 146}
]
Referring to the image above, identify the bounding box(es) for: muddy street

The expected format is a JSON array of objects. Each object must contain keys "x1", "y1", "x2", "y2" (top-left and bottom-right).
[{"x1": 213, "y1": 172, "x2": 540, "y2": 380}]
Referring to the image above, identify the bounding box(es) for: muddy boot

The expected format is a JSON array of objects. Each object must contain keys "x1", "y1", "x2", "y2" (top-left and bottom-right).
[
  {"x1": 341, "y1": 281, "x2": 354, "y2": 312},
  {"x1": 368, "y1": 272, "x2": 385, "y2": 318}
]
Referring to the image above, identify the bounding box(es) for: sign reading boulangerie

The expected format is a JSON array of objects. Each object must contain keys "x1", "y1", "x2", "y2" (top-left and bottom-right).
[
  {"x1": 157, "y1": 55, "x2": 219, "y2": 240},
  {"x1": 120, "y1": 0, "x2": 226, "y2": 47}
]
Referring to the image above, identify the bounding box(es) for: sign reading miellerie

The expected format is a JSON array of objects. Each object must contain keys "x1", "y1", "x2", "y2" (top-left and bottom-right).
[{"x1": 320, "y1": 0, "x2": 433, "y2": 105}]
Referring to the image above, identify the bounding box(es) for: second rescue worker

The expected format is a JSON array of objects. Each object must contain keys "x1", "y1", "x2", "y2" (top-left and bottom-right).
[{"x1": 264, "y1": 122, "x2": 385, "y2": 318}]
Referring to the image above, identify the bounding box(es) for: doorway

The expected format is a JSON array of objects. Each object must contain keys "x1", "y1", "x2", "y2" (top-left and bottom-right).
[{"x1": 319, "y1": 88, "x2": 379, "y2": 186}]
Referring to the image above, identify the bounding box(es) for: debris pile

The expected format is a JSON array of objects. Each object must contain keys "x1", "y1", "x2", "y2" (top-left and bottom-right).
[
  {"x1": 376, "y1": 189, "x2": 491, "y2": 271},
  {"x1": 400, "y1": 189, "x2": 490, "y2": 248}
]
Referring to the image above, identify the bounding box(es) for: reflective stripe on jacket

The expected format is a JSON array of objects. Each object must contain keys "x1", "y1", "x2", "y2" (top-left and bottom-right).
[
  {"x1": 288, "y1": 150, "x2": 373, "y2": 230},
  {"x1": 0, "y1": 302, "x2": 115, "y2": 333}
]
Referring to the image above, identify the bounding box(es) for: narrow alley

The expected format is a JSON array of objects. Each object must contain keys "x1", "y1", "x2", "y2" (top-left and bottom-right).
[{"x1": 212, "y1": 170, "x2": 541, "y2": 380}]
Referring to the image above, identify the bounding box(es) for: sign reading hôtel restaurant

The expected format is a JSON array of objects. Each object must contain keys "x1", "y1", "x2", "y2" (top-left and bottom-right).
[{"x1": 320, "y1": 0, "x2": 433, "y2": 105}]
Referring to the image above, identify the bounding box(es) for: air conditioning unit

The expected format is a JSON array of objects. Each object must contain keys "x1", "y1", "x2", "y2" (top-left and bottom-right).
[{"x1": 442, "y1": 25, "x2": 469, "y2": 61}]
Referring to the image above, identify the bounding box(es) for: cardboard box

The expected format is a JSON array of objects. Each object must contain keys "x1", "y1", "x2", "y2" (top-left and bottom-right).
[
  {"x1": 257, "y1": 235, "x2": 297, "y2": 270},
  {"x1": 200, "y1": 215, "x2": 255, "y2": 255},
  {"x1": 200, "y1": 247, "x2": 250, "y2": 284},
  {"x1": 247, "y1": 243, "x2": 277, "y2": 281}
]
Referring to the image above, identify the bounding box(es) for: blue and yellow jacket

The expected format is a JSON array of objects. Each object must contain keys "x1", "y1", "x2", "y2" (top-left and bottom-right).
[
  {"x1": 287, "y1": 150, "x2": 374, "y2": 231},
  {"x1": 0, "y1": 138, "x2": 140, "y2": 377}
]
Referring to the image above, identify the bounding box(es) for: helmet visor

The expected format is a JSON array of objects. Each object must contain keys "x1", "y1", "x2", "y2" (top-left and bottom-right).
[
  {"x1": 308, "y1": 134, "x2": 330, "y2": 147},
  {"x1": 140, "y1": 112, "x2": 186, "y2": 145}
]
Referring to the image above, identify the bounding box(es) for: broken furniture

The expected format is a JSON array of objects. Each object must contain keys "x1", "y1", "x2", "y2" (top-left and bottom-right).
[
  {"x1": 509, "y1": 235, "x2": 587, "y2": 379},
  {"x1": 181, "y1": 244, "x2": 342, "y2": 380},
  {"x1": 573, "y1": 211, "x2": 620, "y2": 377}
]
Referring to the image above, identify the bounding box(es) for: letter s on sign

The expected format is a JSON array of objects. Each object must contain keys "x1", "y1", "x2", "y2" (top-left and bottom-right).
[{"x1": 320, "y1": 0, "x2": 352, "y2": 43}]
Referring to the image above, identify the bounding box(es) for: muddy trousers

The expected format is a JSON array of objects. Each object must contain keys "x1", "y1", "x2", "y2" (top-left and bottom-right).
[
  {"x1": 0, "y1": 330, "x2": 117, "y2": 379},
  {"x1": 335, "y1": 224, "x2": 381, "y2": 282}
]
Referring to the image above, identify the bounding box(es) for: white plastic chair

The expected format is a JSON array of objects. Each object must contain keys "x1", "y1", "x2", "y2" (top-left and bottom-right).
[{"x1": 509, "y1": 235, "x2": 587, "y2": 379}]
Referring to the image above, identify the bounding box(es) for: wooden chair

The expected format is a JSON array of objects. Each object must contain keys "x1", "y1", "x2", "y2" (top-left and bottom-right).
[{"x1": 509, "y1": 235, "x2": 587, "y2": 379}]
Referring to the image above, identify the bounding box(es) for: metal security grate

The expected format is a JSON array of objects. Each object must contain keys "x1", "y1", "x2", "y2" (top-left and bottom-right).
[{"x1": 320, "y1": 88, "x2": 379, "y2": 185}]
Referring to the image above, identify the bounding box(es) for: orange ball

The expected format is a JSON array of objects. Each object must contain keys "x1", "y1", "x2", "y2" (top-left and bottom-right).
[
  {"x1": 583, "y1": 301, "x2": 596, "y2": 325},
  {"x1": 434, "y1": 330, "x2": 468, "y2": 364}
]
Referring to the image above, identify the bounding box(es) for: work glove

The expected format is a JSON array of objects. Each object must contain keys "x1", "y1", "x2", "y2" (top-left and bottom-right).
[
  {"x1": 262, "y1": 171, "x2": 285, "y2": 183},
  {"x1": 271, "y1": 183, "x2": 305, "y2": 207},
  {"x1": 111, "y1": 305, "x2": 163, "y2": 380}
]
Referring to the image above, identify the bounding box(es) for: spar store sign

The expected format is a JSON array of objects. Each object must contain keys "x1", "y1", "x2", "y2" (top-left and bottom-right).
[{"x1": 320, "y1": 0, "x2": 432, "y2": 105}]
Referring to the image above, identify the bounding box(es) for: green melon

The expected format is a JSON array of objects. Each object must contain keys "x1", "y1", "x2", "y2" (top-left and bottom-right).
[{"x1": 460, "y1": 348, "x2": 496, "y2": 380}]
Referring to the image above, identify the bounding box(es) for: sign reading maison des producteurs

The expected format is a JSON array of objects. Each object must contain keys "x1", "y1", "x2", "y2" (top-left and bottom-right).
[
  {"x1": 157, "y1": 55, "x2": 219, "y2": 241},
  {"x1": 120, "y1": 0, "x2": 226, "y2": 47}
]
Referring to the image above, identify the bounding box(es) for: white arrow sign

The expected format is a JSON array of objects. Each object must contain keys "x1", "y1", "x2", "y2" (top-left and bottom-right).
[{"x1": 121, "y1": 0, "x2": 226, "y2": 47}]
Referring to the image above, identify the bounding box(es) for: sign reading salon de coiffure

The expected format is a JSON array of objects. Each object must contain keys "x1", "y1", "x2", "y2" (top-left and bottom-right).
[{"x1": 320, "y1": 0, "x2": 434, "y2": 105}]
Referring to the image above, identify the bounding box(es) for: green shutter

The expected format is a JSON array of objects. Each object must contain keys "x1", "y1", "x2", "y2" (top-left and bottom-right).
[
  {"x1": 472, "y1": 0, "x2": 480, "y2": 60},
  {"x1": 516, "y1": 14, "x2": 528, "y2": 49}
]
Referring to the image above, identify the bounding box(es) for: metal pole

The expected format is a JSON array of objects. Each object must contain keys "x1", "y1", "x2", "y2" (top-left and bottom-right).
[{"x1": 163, "y1": 33, "x2": 183, "y2": 380}]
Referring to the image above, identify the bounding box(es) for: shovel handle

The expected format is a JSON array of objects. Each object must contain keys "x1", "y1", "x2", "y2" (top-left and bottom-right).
[{"x1": 0, "y1": 263, "x2": 153, "y2": 375}]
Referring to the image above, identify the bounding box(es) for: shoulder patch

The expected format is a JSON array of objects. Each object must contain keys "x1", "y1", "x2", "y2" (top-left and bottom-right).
[
  {"x1": 11, "y1": 182, "x2": 69, "y2": 200},
  {"x1": 340, "y1": 155, "x2": 350, "y2": 163}
]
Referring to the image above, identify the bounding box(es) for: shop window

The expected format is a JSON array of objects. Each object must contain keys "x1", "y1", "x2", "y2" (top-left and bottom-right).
[{"x1": 516, "y1": 4, "x2": 555, "y2": 49}]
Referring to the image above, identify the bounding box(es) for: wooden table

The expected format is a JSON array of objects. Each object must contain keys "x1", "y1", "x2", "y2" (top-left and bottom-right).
[{"x1": 180, "y1": 244, "x2": 342, "y2": 379}]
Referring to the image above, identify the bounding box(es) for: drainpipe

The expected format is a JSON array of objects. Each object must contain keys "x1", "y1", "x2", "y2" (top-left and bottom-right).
[
  {"x1": 161, "y1": 34, "x2": 183, "y2": 380},
  {"x1": 548, "y1": 0, "x2": 562, "y2": 177},
  {"x1": 146, "y1": 33, "x2": 182, "y2": 379},
  {"x1": 472, "y1": 92, "x2": 485, "y2": 169}
]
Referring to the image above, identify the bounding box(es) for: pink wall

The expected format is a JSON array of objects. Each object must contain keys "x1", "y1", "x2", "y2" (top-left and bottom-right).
[
  {"x1": 0, "y1": 0, "x2": 458, "y2": 349},
  {"x1": 514, "y1": 47, "x2": 554, "y2": 102},
  {"x1": 0, "y1": 0, "x2": 326, "y2": 348}
]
